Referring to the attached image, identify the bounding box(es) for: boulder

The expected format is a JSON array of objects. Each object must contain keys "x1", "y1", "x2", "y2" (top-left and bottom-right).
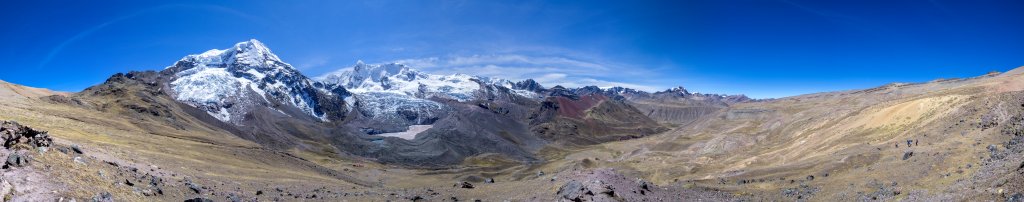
[
  {"x1": 4, "y1": 152, "x2": 29, "y2": 168},
  {"x1": 556, "y1": 180, "x2": 586, "y2": 201},
  {"x1": 184, "y1": 198, "x2": 213, "y2": 202}
]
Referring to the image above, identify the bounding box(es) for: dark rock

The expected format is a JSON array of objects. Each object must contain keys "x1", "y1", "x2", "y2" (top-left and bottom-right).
[
  {"x1": 485, "y1": 178, "x2": 495, "y2": 183},
  {"x1": 902, "y1": 151, "x2": 914, "y2": 160},
  {"x1": 806, "y1": 175, "x2": 815, "y2": 181},
  {"x1": 256, "y1": 190, "x2": 263, "y2": 195},
  {"x1": 71, "y1": 144, "x2": 83, "y2": 154},
  {"x1": 459, "y1": 181, "x2": 474, "y2": 189},
  {"x1": 125, "y1": 179, "x2": 134, "y2": 186},
  {"x1": 184, "y1": 198, "x2": 213, "y2": 202},
  {"x1": 149, "y1": 175, "x2": 162, "y2": 187}
]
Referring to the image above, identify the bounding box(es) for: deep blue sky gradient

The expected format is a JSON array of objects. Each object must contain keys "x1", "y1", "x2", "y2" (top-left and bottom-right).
[{"x1": 2, "y1": 0, "x2": 1022, "y2": 98}]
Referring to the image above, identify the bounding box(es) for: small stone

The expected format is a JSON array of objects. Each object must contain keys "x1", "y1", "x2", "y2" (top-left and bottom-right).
[
  {"x1": 187, "y1": 182, "x2": 202, "y2": 194},
  {"x1": 459, "y1": 181, "x2": 474, "y2": 189},
  {"x1": 70, "y1": 145, "x2": 83, "y2": 154},
  {"x1": 57, "y1": 147, "x2": 70, "y2": 154},
  {"x1": 228, "y1": 193, "x2": 241, "y2": 202}
]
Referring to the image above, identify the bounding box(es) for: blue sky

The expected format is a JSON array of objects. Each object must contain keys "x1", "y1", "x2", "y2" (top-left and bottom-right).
[{"x1": 2, "y1": 0, "x2": 1022, "y2": 98}]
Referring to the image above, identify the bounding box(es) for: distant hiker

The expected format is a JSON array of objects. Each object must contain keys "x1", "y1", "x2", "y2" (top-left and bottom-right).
[
  {"x1": 907, "y1": 139, "x2": 913, "y2": 147},
  {"x1": 915, "y1": 139, "x2": 918, "y2": 146}
]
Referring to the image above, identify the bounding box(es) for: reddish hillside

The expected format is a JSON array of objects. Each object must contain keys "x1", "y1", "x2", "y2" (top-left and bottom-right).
[{"x1": 553, "y1": 94, "x2": 607, "y2": 119}]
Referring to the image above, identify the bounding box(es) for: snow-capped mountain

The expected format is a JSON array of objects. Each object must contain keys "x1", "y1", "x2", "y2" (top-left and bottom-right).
[
  {"x1": 317, "y1": 61, "x2": 487, "y2": 101},
  {"x1": 315, "y1": 61, "x2": 545, "y2": 132},
  {"x1": 318, "y1": 61, "x2": 541, "y2": 100},
  {"x1": 164, "y1": 39, "x2": 351, "y2": 125}
]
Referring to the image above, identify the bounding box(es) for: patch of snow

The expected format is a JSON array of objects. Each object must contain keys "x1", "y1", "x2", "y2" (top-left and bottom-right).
[
  {"x1": 246, "y1": 68, "x2": 266, "y2": 80},
  {"x1": 170, "y1": 68, "x2": 240, "y2": 105},
  {"x1": 377, "y1": 125, "x2": 433, "y2": 140},
  {"x1": 198, "y1": 49, "x2": 225, "y2": 58},
  {"x1": 512, "y1": 89, "x2": 540, "y2": 98},
  {"x1": 208, "y1": 107, "x2": 232, "y2": 122}
]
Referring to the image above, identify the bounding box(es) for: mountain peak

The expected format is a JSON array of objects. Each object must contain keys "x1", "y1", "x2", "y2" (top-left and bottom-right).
[
  {"x1": 228, "y1": 39, "x2": 281, "y2": 67},
  {"x1": 173, "y1": 39, "x2": 284, "y2": 71},
  {"x1": 658, "y1": 86, "x2": 690, "y2": 95},
  {"x1": 165, "y1": 39, "x2": 348, "y2": 124}
]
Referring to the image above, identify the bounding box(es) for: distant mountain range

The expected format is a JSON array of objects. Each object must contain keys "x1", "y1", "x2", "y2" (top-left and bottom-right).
[{"x1": 64, "y1": 39, "x2": 747, "y2": 166}]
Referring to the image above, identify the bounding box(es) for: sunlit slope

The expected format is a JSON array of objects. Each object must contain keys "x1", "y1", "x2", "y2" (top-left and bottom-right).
[{"x1": 560, "y1": 67, "x2": 1024, "y2": 200}]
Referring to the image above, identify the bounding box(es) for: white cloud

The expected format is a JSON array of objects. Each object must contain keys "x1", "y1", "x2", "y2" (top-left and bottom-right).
[{"x1": 295, "y1": 55, "x2": 330, "y2": 70}]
